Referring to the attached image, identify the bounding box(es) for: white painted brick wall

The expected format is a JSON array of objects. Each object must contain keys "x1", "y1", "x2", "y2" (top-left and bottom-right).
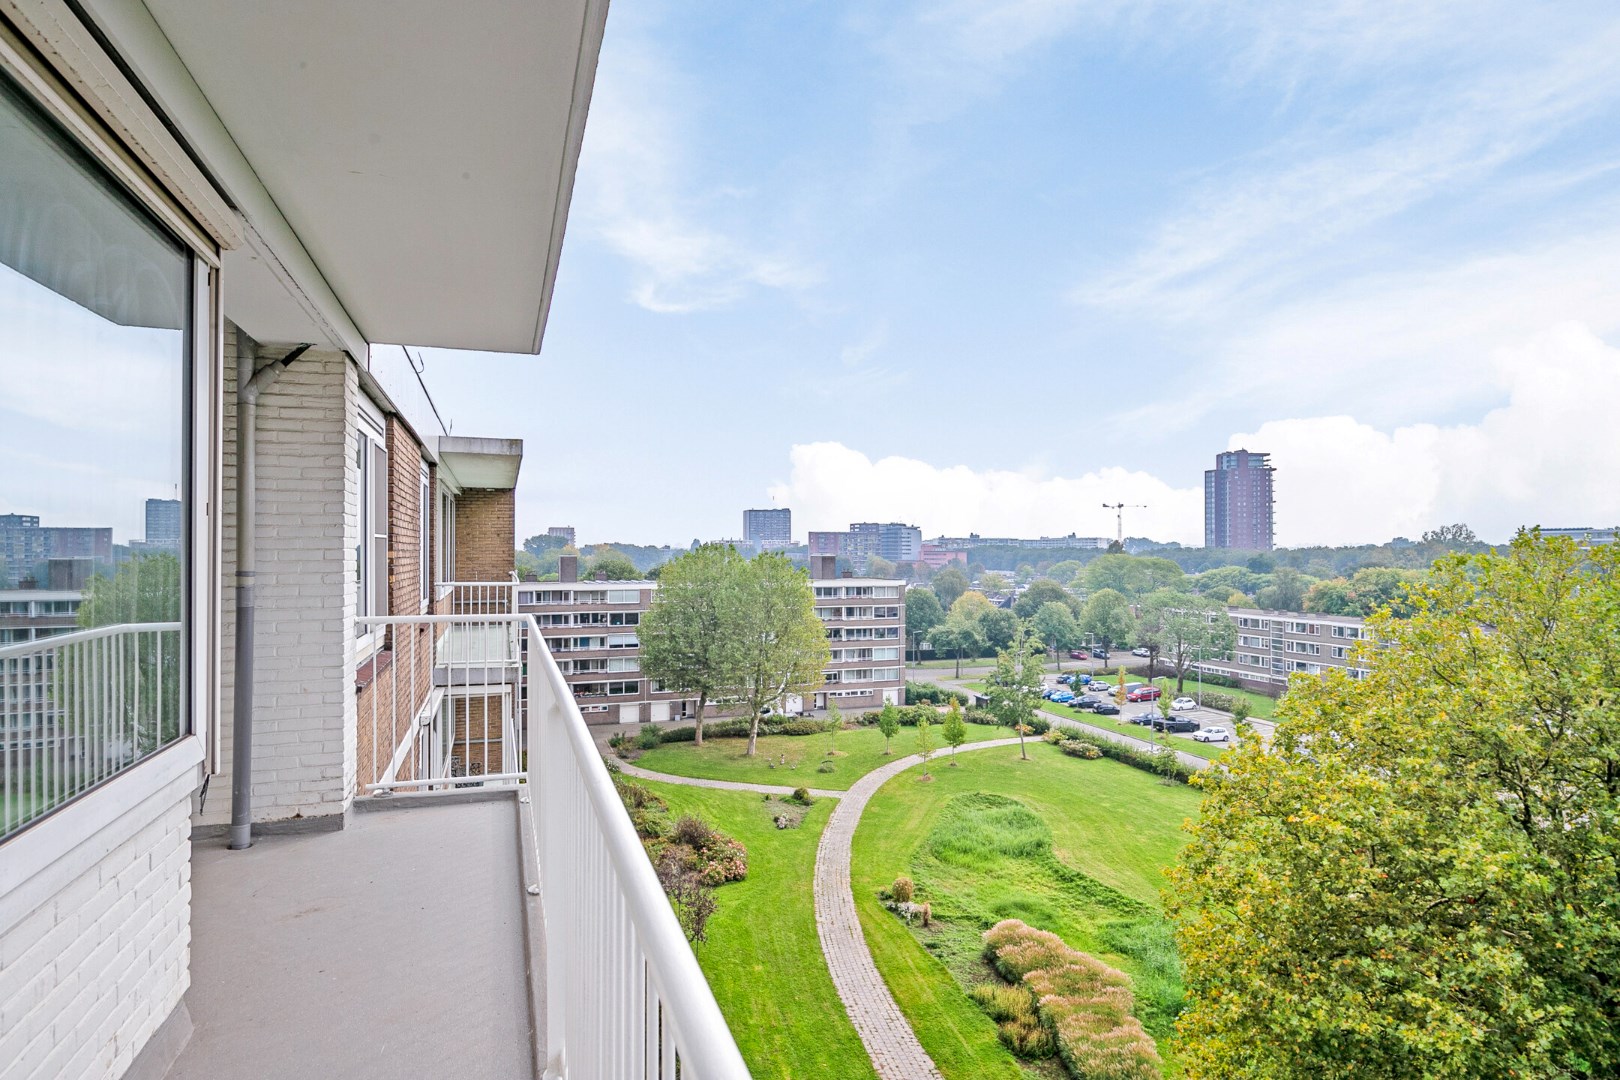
[
  {"x1": 0, "y1": 791, "x2": 191, "y2": 1080},
  {"x1": 197, "y1": 326, "x2": 358, "y2": 827}
]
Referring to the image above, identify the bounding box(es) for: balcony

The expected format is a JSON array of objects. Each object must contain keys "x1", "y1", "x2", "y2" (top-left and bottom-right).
[{"x1": 178, "y1": 598, "x2": 746, "y2": 1079}]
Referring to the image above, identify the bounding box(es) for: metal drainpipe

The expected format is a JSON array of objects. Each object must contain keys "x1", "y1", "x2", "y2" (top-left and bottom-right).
[{"x1": 230, "y1": 344, "x2": 312, "y2": 850}]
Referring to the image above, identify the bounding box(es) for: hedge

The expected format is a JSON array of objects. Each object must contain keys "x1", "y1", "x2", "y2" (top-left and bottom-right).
[
  {"x1": 856, "y1": 704, "x2": 945, "y2": 728},
  {"x1": 656, "y1": 716, "x2": 832, "y2": 743},
  {"x1": 905, "y1": 681, "x2": 970, "y2": 706},
  {"x1": 1050, "y1": 728, "x2": 1197, "y2": 784}
]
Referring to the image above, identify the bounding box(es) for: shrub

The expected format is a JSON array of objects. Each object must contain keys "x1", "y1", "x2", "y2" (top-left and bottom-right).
[
  {"x1": 790, "y1": 786, "x2": 814, "y2": 806},
  {"x1": 636, "y1": 723, "x2": 663, "y2": 750},
  {"x1": 965, "y1": 706, "x2": 998, "y2": 726},
  {"x1": 671, "y1": 814, "x2": 716, "y2": 849},
  {"x1": 1058, "y1": 740, "x2": 1103, "y2": 760},
  {"x1": 1052, "y1": 730, "x2": 1196, "y2": 784},
  {"x1": 906, "y1": 681, "x2": 970, "y2": 706},
  {"x1": 891, "y1": 876, "x2": 914, "y2": 903},
  {"x1": 816, "y1": 760, "x2": 835, "y2": 773},
  {"x1": 654, "y1": 847, "x2": 717, "y2": 945},
  {"x1": 775, "y1": 718, "x2": 829, "y2": 736},
  {"x1": 1199, "y1": 691, "x2": 1237, "y2": 713},
  {"x1": 982, "y1": 920, "x2": 1161, "y2": 1079}
]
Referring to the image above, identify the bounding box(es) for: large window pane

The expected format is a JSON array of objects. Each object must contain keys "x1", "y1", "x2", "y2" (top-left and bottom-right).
[{"x1": 0, "y1": 73, "x2": 191, "y2": 838}]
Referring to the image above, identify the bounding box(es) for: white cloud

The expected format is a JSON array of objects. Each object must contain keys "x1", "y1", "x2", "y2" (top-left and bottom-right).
[
  {"x1": 767, "y1": 441, "x2": 1203, "y2": 543},
  {"x1": 773, "y1": 324, "x2": 1620, "y2": 548},
  {"x1": 577, "y1": 34, "x2": 818, "y2": 313},
  {"x1": 1232, "y1": 323, "x2": 1620, "y2": 545}
]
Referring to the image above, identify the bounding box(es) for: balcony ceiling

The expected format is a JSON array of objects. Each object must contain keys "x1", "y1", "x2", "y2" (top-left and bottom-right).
[{"x1": 140, "y1": 0, "x2": 606, "y2": 354}]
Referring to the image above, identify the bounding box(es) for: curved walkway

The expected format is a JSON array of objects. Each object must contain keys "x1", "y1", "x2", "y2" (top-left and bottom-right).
[{"x1": 622, "y1": 737, "x2": 1024, "y2": 1080}]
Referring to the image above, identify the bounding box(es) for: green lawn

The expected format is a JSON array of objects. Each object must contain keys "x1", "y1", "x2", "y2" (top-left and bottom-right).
[
  {"x1": 849, "y1": 742, "x2": 1201, "y2": 1078},
  {"x1": 635, "y1": 779, "x2": 876, "y2": 1080},
  {"x1": 633, "y1": 722, "x2": 1008, "y2": 791},
  {"x1": 1042, "y1": 703, "x2": 1227, "y2": 762}
]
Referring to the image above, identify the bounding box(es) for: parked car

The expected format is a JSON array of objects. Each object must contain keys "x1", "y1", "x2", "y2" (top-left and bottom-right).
[
  {"x1": 1069, "y1": 650, "x2": 1086, "y2": 659},
  {"x1": 1131, "y1": 647, "x2": 1151, "y2": 657},
  {"x1": 1051, "y1": 691, "x2": 1075, "y2": 704},
  {"x1": 1193, "y1": 727, "x2": 1230, "y2": 743},
  {"x1": 1153, "y1": 717, "x2": 1199, "y2": 733},
  {"x1": 1074, "y1": 695, "x2": 1102, "y2": 710},
  {"x1": 1126, "y1": 686, "x2": 1161, "y2": 702},
  {"x1": 1057, "y1": 674, "x2": 1074, "y2": 684},
  {"x1": 1093, "y1": 702, "x2": 1121, "y2": 715},
  {"x1": 1128, "y1": 712, "x2": 1157, "y2": 726},
  {"x1": 1171, "y1": 697, "x2": 1198, "y2": 711},
  {"x1": 1090, "y1": 649, "x2": 1109, "y2": 659},
  {"x1": 1122, "y1": 682, "x2": 1145, "y2": 694}
]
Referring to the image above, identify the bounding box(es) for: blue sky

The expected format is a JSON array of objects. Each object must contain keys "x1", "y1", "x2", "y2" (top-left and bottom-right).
[{"x1": 421, "y1": 0, "x2": 1620, "y2": 548}]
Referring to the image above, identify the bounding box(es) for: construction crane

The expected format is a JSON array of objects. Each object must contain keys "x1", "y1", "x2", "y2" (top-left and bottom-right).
[{"x1": 1101, "y1": 502, "x2": 1146, "y2": 546}]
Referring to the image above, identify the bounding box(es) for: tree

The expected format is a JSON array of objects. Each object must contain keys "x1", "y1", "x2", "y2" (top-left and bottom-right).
[
  {"x1": 987, "y1": 624, "x2": 1044, "y2": 761},
  {"x1": 584, "y1": 552, "x2": 640, "y2": 580},
  {"x1": 930, "y1": 616, "x2": 985, "y2": 678},
  {"x1": 1169, "y1": 534, "x2": 1620, "y2": 1078},
  {"x1": 1301, "y1": 578, "x2": 1356, "y2": 615},
  {"x1": 70, "y1": 553, "x2": 183, "y2": 755},
  {"x1": 979, "y1": 571, "x2": 1011, "y2": 592},
  {"x1": 1014, "y1": 578, "x2": 1079, "y2": 619},
  {"x1": 1029, "y1": 602, "x2": 1081, "y2": 669},
  {"x1": 1079, "y1": 588, "x2": 1133, "y2": 650},
  {"x1": 932, "y1": 566, "x2": 970, "y2": 609},
  {"x1": 730, "y1": 554, "x2": 831, "y2": 756},
  {"x1": 877, "y1": 703, "x2": 900, "y2": 754},
  {"x1": 941, "y1": 701, "x2": 967, "y2": 764},
  {"x1": 867, "y1": 554, "x2": 897, "y2": 578},
  {"x1": 1083, "y1": 554, "x2": 1184, "y2": 599},
  {"x1": 949, "y1": 590, "x2": 995, "y2": 625},
  {"x1": 824, "y1": 701, "x2": 843, "y2": 757},
  {"x1": 905, "y1": 588, "x2": 944, "y2": 659},
  {"x1": 1420, "y1": 522, "x2": 1478, "y2": 547},
  {"x1": 640, "y1": 544, "x2": 748, "y2": 746},
  {"x1": 916, "y1": 711, "x2": 934, "y2": 778},
  {"x1": 979, "y1": 608, "x2": 1020, "y2": 653},
  {"x1": 1253, "y1": 566, "x2": 1309, "y2": 611},
  {"x1": 520, "y1": 532, "x2": 569, "y2": 560},
  {"x1": 1345, "y1": 565, "x2": 1421, "y2": 617},
  {"x1": 1137, "y1": 589, "x2": 1234, "y2": 692}
]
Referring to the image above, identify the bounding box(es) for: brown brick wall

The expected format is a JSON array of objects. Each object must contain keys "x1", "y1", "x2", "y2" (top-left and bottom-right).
[
  {"x1": 385, "y1": 416, "x2": 428, "y2": 616},
  {"x1": 454, "y1": 488, "x2": 515, "y2": 581}
]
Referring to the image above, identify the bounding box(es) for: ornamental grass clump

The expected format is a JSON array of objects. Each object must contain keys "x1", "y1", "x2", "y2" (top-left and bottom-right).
[{"x1": 982, "y1": 919, "x2": 1161, "y2": 1080}]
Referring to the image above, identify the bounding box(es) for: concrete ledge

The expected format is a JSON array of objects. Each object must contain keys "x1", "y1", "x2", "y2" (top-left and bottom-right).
[
  {"x1": 352, "y1": 786, "x2": 514, "y2": 813},
  {"x1": 515, "y1": 790, "x2": 548, "y2": 1079},
  {"x1": 190, "y1": 810, "x2": 347, "y2": 841},
  {"x1": 124, "y1": 999, "x2": 194, "y2": 1080}
]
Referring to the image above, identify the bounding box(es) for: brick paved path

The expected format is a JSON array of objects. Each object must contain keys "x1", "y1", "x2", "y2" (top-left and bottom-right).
[
  {"x1": 614, "y1": 760, "x2": 843, "y2": 799},
  {"x1": 622, "y1": 738, "x2": 1025, "y2": 1080}
]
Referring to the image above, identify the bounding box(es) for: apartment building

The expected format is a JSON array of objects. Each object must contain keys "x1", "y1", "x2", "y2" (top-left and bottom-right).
[
  {"x1": 546, "y1": 525, "x2": 576, "y2": 545},
  {"x1": 1198, "y1": 607, "x2": 1372, "y2": 691},
  {"x1": 918, "y1": 543, "x2": 968, "y2": 568},
  {"x1": 518, "y1": 554, "x2": 695, "y2": 725},
  {"x1": 743, "y1": 507, "x2": 793, "y2": 548},
  {"x1": 809, "y1": 555, "x2": 906, "y2": 710},
  {"x1": 0, "y1": 4, "x2": 744, "y2": 1079},
  {"x1": 1205, "y1": 449, "x2": 1276, "y2": 550},
  {"x1": 929, "y1": 533, "x2": 1110, "y2": 551}
]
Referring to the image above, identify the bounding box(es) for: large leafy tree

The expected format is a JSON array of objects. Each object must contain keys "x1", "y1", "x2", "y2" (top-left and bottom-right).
[
  {"x1": 583, "y1": 552, "x2": 640, "y2": 580},
  {"x1": 639, "y1": 544, "x2": 748, "y2": 746},
  {"x1": 1253, "y1": 566, "x2": 1311, "y2": 611},
  {"x1": 987, "y1": 623, "x2": 1044, "y2": 761},
  {"x1": 904, "y1": 587, "x2": 944, "y2": 658},
  {"x1": 1084, "y1": 554, "x2": 1185, "y2": 599},
  {"x1": 730, "y1": 553, "x2": 830, "y2": 756},
  {"x1": 931, "y1": 565, "x2": 970, "y2": 609},
  {"x1": 1013, "y1": 577, "x2": 1079, "y2": 619},
  {"x1": 1079, "y1": 588, "x2": 1133, "y2": 650},
  {"x1": 930, "y1": 616, "x2": 984, "y2": 679},
  {"x1": 979, "y1": 608, "x2": 1020, "y2": 653},
  {"x1": 1136, "y1": 590, "x2": 1233, "y2": 692},
  {"x1": 1029, "y1": 601, "x2": 1080, "y2": 668},
  {"x1": 1169, "y1": 534, "x2": 1620, "y2": 1078},
  {"x1": 69, "y1": 553, "x2": 183, "y2": 754}
]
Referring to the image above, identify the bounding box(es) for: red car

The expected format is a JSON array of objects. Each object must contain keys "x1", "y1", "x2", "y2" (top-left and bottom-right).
[
  {"x1": 1069, "y1": 650, "x2": 1086, "y2": 659},
  {"x1": 1126, "y1": 686, "x2": 1161, "y2": 702}
]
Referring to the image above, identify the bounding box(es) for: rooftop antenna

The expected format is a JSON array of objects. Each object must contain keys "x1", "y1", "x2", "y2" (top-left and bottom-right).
[{"x1": 1101, "y1": 502, "x2": 1146, "y2": 546}]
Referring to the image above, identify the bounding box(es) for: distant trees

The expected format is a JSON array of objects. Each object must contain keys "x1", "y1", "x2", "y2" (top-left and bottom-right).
[
  {"x1": 1083, "y1": 554, "x2": 1184, "y2": 598},
  {"x1": 1252, "y1": 566, "x2": 1308, "y2": 611},
  {"x1": 979, "y1": 571, "x2": 1011, "y2": 592},
  {"x1": 980, "y1": 608, "x2": 1020, "y2": 653},
  {"x1": 1079, "y1": 588, "x2": 1133, "y2": 650},
  {"x1": 1300, "y1": 566, "x2": 1424, "y2": 618},
  {"x1": 931, "y1": 566, "x2": 970, "y2": 609},
  {"x1": 930, "y1": 616, "x2": 985, "y2": 678},
  {"x1": 584, "y1": 552, "x2": 640, "y2": 580},
  {"x1": 1170, "y1": 535, "x2": 1620, "y2": 1077}
]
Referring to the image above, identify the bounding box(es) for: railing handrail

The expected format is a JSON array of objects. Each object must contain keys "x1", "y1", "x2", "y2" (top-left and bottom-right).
[
  {"x1": 525, "y1": 613, "x2": 750, "y2": 1079},
  {"x1": 0, "y1": 621, "x2": 180, "y2": 659}
]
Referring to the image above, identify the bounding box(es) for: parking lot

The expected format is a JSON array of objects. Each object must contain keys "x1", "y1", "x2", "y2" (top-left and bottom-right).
[{"x1": 1036, "y1": 673, "x2": 1248, "y2": 750}]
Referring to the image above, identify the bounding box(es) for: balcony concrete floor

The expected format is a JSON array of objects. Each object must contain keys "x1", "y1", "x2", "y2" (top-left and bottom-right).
[{"x1": 168, "y1": 795, "x2": 537, "y2": 1080}]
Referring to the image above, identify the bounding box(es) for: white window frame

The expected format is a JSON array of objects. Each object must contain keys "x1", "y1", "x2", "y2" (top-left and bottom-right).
[
  {"x1": 419, "y1": 463, "x2": 431, "y2": 611},
  {"x1": 355, "y1": 401, "x2": 387, "y2": 653}
]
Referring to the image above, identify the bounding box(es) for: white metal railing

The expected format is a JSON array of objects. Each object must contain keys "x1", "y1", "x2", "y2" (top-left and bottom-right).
[
  {"x1": 358, "y1": 614, "x2": 527, "y2": 792},
  {"x1": 442, "y1": 580, "x2": 519, "y2": 616},
  {"x1": 1, "y1": 621, "x2": 183, "y2": 840},
  {"x1": 354, "y1": 610, "x2": 747, "y2": 1075},
  {"x1": 526, "y1": 613, "x2": 749, "y2": 1080}
]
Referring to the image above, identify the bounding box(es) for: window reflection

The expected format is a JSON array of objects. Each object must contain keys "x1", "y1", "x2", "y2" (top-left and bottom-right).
[{"x1": 0, "y1": 73, "x2": 191, "y2": 835}]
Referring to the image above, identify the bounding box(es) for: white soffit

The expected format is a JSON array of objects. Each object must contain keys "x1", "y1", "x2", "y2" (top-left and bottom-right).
[
  {"x1": 438, "y1": 436, "x2": 523, "y2": 491},
  {"x1": 139, "y1": 0, "x2": 606, "y2": 355}
]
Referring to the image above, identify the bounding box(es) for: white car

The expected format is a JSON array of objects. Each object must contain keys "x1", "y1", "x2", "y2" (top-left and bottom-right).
[
  {"x1": 1193, "y1": 726, "x2": 1230, "y2": 743},
  {"x1": 1131, "y1": 647, "x2": 1150, "y2": 657},
  {"x1": 1172, "y1": 697, "x2": 1198, "y2": 711}
]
